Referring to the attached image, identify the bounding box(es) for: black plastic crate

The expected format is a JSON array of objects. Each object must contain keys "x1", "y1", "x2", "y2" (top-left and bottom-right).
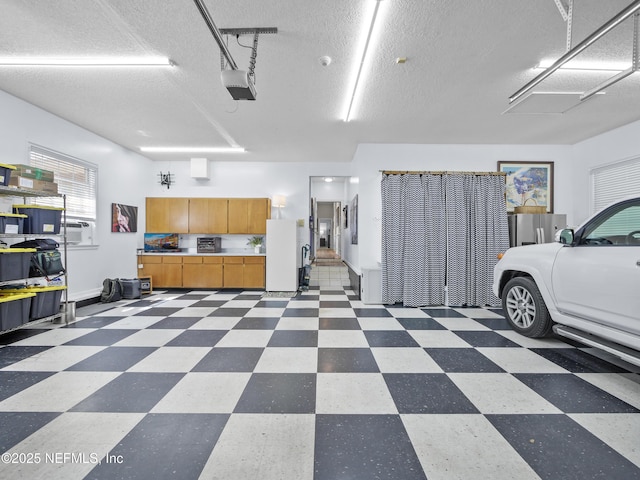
[{"x1": 0, "y1": 293, "x2": 35, "y2": 331}]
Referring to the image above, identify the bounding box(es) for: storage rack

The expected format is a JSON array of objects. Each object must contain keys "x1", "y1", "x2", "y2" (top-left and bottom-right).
[{"x1": 0, "y1": 184, "x2": 68, "y2": 330}]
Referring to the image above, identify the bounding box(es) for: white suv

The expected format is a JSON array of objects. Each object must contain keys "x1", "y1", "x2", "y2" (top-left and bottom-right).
[{"x1": 493, "y1": 196, "x2": 640, "y2": 367}]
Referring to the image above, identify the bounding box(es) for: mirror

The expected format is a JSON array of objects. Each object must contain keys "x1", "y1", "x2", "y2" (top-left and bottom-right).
[{"x1": 558, "y1": 228, "x2": 574, "y2": 245}]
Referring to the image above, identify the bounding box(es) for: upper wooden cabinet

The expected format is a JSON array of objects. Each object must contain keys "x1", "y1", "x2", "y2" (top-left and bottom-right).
[
  {"x1": 146, "y1": 198, "x2": 189, "y2": 233},
  {"x1": 146, "y1": 197, "x2": 270, "y2": 234},
  {"x1": 228, "y1": 198, "x2": 271, "y2": 234},
  {"x1": 188, "y1": 198, "x2": 228, "y2": 233}
]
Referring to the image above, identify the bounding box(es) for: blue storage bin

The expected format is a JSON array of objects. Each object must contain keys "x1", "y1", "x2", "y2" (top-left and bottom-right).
[
  {"x1": 0, "y1": 213, "x2": 27, "y2": 234},
  {"x1": 0, "y1": 292, "x2": 36, "y2": 331},
  {"x1": 12, "y1": 205, "x2": 63, "y2": 234},
  {"x1": 0, "y1": 163, "x2": 16, "y2": 186},
  {"x1": 0, "y1": 248, "x2": 36, "y2": 282}
]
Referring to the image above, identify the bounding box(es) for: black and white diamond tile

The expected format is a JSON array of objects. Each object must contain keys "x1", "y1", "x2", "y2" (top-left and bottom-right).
[{"x1": 0, "y1": 277, "x2": 638, "y2": 479}]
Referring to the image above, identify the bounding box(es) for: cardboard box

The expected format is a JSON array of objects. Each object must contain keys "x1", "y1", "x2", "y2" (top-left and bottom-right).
[
  {"x1": 8, "y1": 175, "x2": 59, "y2": 194},
  {"x1": 10, "y1": 164, "x2": 55, "y2": 182}
]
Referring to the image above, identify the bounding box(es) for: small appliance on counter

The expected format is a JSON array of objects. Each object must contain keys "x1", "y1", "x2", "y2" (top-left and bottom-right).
[{"x1": 197, "y1": 237, "x2": 222, "y2": 253}]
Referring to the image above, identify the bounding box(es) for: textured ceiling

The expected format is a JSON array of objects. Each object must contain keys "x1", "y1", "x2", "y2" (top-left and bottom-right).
[{"x1": 0, "y1": 0, "x2": 639, "y2": 163}]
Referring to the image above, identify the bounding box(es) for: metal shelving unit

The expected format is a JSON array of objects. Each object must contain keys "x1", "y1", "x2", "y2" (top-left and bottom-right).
[{"x1": 0, "y1": 185, "x2": 68, "y2": 329}]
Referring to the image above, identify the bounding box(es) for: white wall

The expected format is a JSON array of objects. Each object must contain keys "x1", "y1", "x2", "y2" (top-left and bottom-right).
[
  {"x1": 0, "y1": 90, "x2": 154, "y2": 301},
  {"x1": 5, "y1": 86, "x2": 639, "y2": 299},
  {"x1": 571, "y1": 119, "x2": 640, "y2": 225},
  {"x1": 351, "y1": 143, "x2": 574, "y2": 270}
]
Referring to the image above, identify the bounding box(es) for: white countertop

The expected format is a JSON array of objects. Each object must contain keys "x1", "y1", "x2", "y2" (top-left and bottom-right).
[{"x1": 140, "y1": 251, "x2": 265, "y2": 257}]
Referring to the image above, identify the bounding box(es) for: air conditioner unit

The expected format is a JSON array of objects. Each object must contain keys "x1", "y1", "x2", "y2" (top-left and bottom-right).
[{"x1": 63, "y1": 221, "x2": 94, "y2": 245}]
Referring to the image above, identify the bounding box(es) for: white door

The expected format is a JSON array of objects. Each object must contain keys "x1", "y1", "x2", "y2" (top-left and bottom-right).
[{"x1": 551, "y1": 199, "x2": 640, "y2": 334}]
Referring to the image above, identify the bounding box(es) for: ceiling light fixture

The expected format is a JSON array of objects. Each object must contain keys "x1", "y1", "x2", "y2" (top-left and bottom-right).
[
  {"x1": 534, "y1": 59, "x2": 631, "y2": 72},
  {"x1": 0, "y1": 56, "x2": 174, "y2": 67},
  {"x1": 140, "y1": 147, "x2": 245, "y2": 153},
  {"x1": 324, "y1": 177, "x2": 333, "y2": 182},
  {"x1": 510, "y1": 0, "x2": 640, "y2": 104},
  {"x1": 342, "y1": 0, "x2": 388, "y2": 122}
]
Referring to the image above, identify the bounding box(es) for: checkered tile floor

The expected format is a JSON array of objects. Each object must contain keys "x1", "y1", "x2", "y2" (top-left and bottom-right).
[{"x1": 1, "y1": 283, "x2": 639, "y2": 479}]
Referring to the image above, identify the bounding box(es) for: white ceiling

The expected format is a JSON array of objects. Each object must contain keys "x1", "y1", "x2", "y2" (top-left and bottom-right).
[{"x1": 1, "y1": 0, "x2": 639, "y2": 164}]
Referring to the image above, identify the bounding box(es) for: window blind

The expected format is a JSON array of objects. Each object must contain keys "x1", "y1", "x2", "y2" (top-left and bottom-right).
[
  {"x1": 28, "y1": 145, "x2": 97, "y2": 221},
  {"x1": 591, "y1": 156, "x2": 640, "y2": 213}
]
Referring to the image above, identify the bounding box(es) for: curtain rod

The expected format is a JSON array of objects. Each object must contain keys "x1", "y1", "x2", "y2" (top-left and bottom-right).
[{"x1": 381, "y1": 170, "x2": 506, "y2": 176}]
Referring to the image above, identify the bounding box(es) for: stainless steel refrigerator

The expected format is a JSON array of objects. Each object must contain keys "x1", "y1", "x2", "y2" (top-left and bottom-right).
[{"x1": 508, "y1": 214, "x2": 567, "y2": 247}]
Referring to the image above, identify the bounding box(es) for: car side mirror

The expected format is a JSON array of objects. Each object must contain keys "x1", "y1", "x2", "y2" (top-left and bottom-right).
[{"x1": 558, "y1": 228, "x2": 574, "y2": 245}]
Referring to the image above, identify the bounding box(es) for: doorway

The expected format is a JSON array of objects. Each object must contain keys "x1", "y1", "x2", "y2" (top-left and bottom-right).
[{"x1": 309, "y1": 176, "x2": 350, "y2": 265}]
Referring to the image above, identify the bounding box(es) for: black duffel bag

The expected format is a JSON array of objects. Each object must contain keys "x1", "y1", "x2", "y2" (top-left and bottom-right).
[{"x1": 11, "y1": 238, "x2": 60, "y2": 250}]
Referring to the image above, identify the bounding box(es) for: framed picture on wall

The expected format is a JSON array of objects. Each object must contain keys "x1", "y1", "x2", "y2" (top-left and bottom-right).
[
  {"x1": 497, "y1": 161, "x2": 554, "y2": 213},
  {"x1": 112, "y1": 203, "x2": 138, "y2": 232},
  {"x1": 350, "y1": 194, "x2": 358, "y2": 244}
]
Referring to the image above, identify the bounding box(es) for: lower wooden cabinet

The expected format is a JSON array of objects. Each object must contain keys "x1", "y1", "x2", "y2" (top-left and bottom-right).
[
  {"x1": 138, "y1": 255, "x2": 264, "y2": 289},
  {"x1": 183, "y1": 256, "x2": 223, "y2": 288},
  {"x1": 244, "y1": 257, "x2": 267, "y2": 288},
  {"x1": 223, "y1": 257, "x2": 244, "y2": 288}
]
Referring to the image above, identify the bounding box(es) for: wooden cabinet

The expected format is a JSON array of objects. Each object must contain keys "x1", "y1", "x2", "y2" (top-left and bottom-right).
[
  {"x1": 146, "y1": 197, "x2": 270, "y2": 234},
  {"x1": 223, "y1": 256, "x2": 245, "y2": 288},
  {"x1": 162, "y1": 255, "x2": 184, "y2": 287},
  {"x1": 183, "y1": 256, "x2": 223, "y2": 288},
  {"x1": 138, "y1": 255, "x2": 183, "y2": 287},
  {"x1": 244, "y1": 256, "x2": 266, "y2": 288},
  {"x1": 227, "y1": 198, "x2": 271, "y2": 234},
  {"x1": 138, "y1": 255, "x2": 163, "y2": 284},
  {"x1": 223, "y1": 256, "x2": 265, "y2": 288},
  {"x1": 188, "y1": 198, "x2": 228, "y2": 233},
  {"x1": 139, "y1": 255, "x2": 264, "y2": 289},
  {"x1": 146, "y1": 198, "x2": 189, "y2": 233}
]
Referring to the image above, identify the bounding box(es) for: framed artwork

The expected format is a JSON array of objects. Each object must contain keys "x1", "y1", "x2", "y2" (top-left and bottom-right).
[
  {"x1": 111, "y1": 203, "x2": 138, "y2": 232},
  {"x1": 350, "y1": 194, "x2": 358, "y2": 244},
  {"x1": 497, "y1": 161, "x2": 554, "y2": 213}
]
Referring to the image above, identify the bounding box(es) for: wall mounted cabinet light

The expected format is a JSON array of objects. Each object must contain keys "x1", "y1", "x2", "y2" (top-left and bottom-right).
[
  {"x1": 0, "y1": 56, "x2": 174, "y2": 67},
  {"x1": 140, "y1": 147, "x2": 245, "y2": 153},
  {"x1": 342, "y1": 0, "x2": 388, "y2": 122},
  {"x1": 272, "y1": 195, "x2": 287, "y2": 219}
]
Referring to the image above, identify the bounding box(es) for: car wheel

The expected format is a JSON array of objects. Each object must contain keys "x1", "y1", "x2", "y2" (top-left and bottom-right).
[{"x1": 502, "y1": 276, "x2": 553, "y2": 338}]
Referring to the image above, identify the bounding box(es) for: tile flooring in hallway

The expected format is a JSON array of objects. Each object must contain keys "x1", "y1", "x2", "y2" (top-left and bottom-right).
[{"x1": 0, "y1": 266, "x2": 639, "y2": 479}]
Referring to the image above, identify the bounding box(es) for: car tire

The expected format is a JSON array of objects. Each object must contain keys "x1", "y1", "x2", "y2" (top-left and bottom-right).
[{"x1": 502, "y1": 276, "x2": 553, "y2": 338}]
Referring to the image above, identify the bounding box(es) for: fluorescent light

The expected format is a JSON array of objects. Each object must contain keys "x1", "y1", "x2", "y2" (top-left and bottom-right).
[
  {"x1": 324, "y1": 177, "x2": 333, "y2": 182},
  {"x1": 535, "y1": 58, "x2": 630, "y2": 72},
  {"x1": 0, "y1": 56, "x2": 174, "y2": 67},
  {"x1": 342, "y1": 0, "x2": 388, "y2": 122},
  {"x1": 140, "y1": 147, "x2": 245, "y2": 153}
]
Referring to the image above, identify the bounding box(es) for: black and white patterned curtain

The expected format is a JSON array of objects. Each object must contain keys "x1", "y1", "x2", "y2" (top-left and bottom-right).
[{"x1": 381, "y1": 172, "x2": 508, "y2": 307}]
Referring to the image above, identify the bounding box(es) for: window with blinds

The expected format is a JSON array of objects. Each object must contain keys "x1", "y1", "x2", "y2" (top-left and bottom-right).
[
  {"x1": 591, "y1": 156, "x2": 640, "y2": 213},
  {"x1": 28, "y1": 145, "x2": 97, "y2": 221}
]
